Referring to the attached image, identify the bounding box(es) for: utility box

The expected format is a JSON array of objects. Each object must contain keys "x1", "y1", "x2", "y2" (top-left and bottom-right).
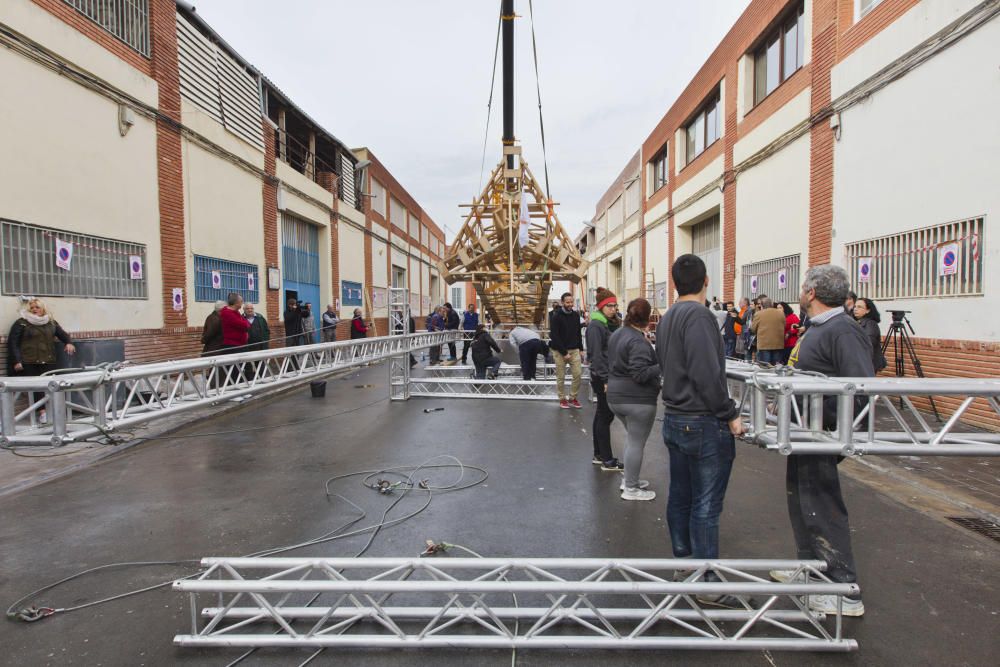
[{"x1": 60, "y1": 338, "x2": 126, "y2": 370}]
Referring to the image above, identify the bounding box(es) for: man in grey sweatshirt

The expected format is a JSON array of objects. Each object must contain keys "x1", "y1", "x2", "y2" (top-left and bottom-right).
[
  {"x1": 774, "y1": 264, "x2": 873, "y2": 618},
  {"x1": 655, "y1": 254, "x2": 745, "y2": 609}
]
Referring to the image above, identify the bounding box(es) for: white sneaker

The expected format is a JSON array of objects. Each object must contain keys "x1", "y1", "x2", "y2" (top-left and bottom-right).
[
  {"x1": 769, "y1": 569, "x2": 805, "y2": 583},
  {"x1": 621, "y1": 487, "x2": 656, "y2": 501},
  {"x1": 619, "y1": 479, "x2": 650, "y2": 491},
  {"x1": 808, "y1": 594, "x2": 865, "y2": 617}
]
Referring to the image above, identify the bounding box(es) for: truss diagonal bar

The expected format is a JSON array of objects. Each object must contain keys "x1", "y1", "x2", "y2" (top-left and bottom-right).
[{"x1": 175, "y1": 557, "x2": 856, "y2": 653}]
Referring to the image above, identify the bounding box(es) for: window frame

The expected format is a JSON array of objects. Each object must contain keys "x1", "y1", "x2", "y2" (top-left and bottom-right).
[
  {"x1": 856, "y1": 0, "x2": 884, "y2": 21},
  {"x1": 650, "y1": 146, "x2": 669, "y2": 194},
  {"x1": 752, "y1": 2, "x2": 805, "y2": 108},
  {"x1": 684, "y1": 89, "x2": 721, "y2": 166}
]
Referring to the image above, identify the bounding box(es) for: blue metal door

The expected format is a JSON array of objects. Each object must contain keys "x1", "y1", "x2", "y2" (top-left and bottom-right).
[{"x1": 281, "y1": 214, "x2": 321, "y2": 342}]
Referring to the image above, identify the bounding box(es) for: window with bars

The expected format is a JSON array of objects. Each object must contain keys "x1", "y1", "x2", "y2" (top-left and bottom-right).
[
  {"x1": 741, "y1": 253, "x2": 801, "y2": 302},
  {"x1": 1, "y1": 219, "x2": 148, "y2": 299},
  {"x1": 844, "y1": 218, "x2": 985, "y2": 300},
  {"x1": 65, "y1": 0, "x2": 150, "y2": 57},
  {"x1": 194, "y1": 255, "x2": 259, "y2": 303}
]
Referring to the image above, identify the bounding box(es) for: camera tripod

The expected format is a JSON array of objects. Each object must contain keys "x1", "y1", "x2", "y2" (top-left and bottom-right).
[{"x1": 881, "y1": 313, "x2": 940, "y2": 421}]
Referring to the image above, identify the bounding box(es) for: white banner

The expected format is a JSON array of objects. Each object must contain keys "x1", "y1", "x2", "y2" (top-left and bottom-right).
[
  {"x1": 749, "y1": 275, "x2": 758, "y2": 295},
  {"x1": 938, "y1": 243, "x2": 960, "y2": 276},
  {"x1": 171, "y1": 288, "x2": 184, "y2": 311},
  {"x1": 247, "y1": 272, "x2": 255, "y2": 291},
  {"x1": 518, "y1": 194, "x2": 530, "y2": 248},
  {"x1": 55, "y1": 238, "x2": 74, "y2": 271},
  {"x1": 211, "y1": 270, "x2": 222, "y2": 290},
  {"x1": 777, "y1": 268, "x2": 787, "y2": 290},
  {"x1": 129, "y1": 255, "x2": 143, "y2": 280},
  {"x1": 858, "y1": 257, "x2": 872, "y2": 283}
]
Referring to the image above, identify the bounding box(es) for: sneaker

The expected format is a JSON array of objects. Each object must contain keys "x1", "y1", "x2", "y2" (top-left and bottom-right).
[
  {"x1": 769, "y1": 569, "x2": 806, "y2": 583},
  {"x1": 621, "y1": 487, "x2": 656, "y2": 501},
  {"x1": 697, "y1": 594, "x2": 752, "y2": 610},
  {"x1": 591, "y1": 456, "x2": 604, "y2": 465},
  {"x1": 559, "y1": 399, "x2": 570, "y2": 409},
  {"x1": 569, "y1": 398, "x2": 583, "y2": 409},
  {"x1": 619, "y1": 479, "x2": 650, "y2": 491},
  {"x1": 808, "y1": 594, "x2": 865, "y2": 617},
  {"x1": 600, "y1": 458, "x2": 624, "y2": 471}
]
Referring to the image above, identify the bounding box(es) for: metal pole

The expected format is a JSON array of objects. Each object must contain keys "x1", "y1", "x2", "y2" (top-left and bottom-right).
[{"x1": 501, "y1": 0, "x2": 514, "y2": 169}]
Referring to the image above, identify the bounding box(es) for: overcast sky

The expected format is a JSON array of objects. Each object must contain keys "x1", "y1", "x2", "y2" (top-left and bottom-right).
[{"x1": 193, "y1": 0, "x2": 750, "y2": 241}]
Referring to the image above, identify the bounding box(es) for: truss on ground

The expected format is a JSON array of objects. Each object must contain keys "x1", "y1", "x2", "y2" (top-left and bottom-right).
[
  {"x1": 422, "y1": 363, "x2": 588, "y2": 381},
  {"x1": 0, "y1": 329, "x2": 460, "y2": 446},
  {"x1": 174, "y1": 557, "x2": 857, "y2": 652},
  {"x1": 726, "y1": 362, "x2": 1000, "y2": 457},
  {"x1": 409, "y1": 376, "x2": 592, "y2": 400}
]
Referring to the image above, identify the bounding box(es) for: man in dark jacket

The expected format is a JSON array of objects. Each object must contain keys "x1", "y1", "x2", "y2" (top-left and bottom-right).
[
  {"x1": 201, "y1": 301, "x2": 224, "y2": 356},
  {"x1": 426, "y1": 306, "x2": 446, "y2": 365},
  {"x1": 585, "y1": 287, "x2": 621, "y2": 469},
  {"x1": 243, "y1": 303, "x2": 270, "y2": 351},
  {"x1": 460, "y1": 303, "x2": 479, "y2": 364},
  {"x1": 656, "y1": 254, "x2": 745, "y2": 609},
  {"x1": 549, "y1": 292, "x2": 584, "y2": 409},
  {"x1": 774, "y1": 265, "x2": 873, "y2": 618},
  {"x1": 444, "y1": 303, "x2": 460, "y2": 361},
  {"x1": 283, "y1": 299, "x2": 304, "y2": 347},
  {"x1": 470, "y1": 324, "x2": 502, "y2": 379}
]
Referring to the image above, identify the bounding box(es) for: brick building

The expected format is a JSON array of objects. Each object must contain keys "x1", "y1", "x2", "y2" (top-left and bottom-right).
[
  {"x1": 578, "y1": 0, "x2": 999, "y2": 425},
  {"x1": 0, "y1": 0, "x2": 446, "y2": 368}
]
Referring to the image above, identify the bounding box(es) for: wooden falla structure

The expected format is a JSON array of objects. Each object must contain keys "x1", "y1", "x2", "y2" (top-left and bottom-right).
[{"x1": 439, "y1": 0, "x2": 588, "y2": 326}]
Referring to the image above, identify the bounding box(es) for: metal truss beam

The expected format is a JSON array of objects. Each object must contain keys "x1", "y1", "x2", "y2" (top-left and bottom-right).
[
  {"x1": 422, "y1": 363, "x2": 589, "y2": 381},
  {"x1": 0, "y1": 329, "x2": 461, "y2": 446},
  {"x1": 409, "y1": 376, "x2": 590, "y2": 400},
  {"x1": 174, "y1": 557, "x2": 857, "y2": 652},
  {"x1": 726, "y1": 362, "x2": 1000, "y2": 457}
]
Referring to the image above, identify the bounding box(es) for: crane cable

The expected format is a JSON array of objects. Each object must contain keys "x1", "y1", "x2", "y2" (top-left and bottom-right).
[
  {"x1": 478, "y1": 3, "x2": 503, "y2": 193},
  {"x1": 527, "y1": 0, "x2": 551, "y2": 201}
]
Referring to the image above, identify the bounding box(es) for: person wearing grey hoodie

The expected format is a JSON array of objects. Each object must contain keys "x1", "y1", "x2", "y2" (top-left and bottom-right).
[
  {"x1": 584, "y1": 287, "x2": 621, "y2": 470},
  {"x1": 607, "y1": 298, "x2": 661, "y2": 501}
]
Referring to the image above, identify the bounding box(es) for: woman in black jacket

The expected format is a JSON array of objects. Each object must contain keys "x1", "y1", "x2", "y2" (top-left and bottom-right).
[
  {"x1": 852, "y1": 298, "x2": 886, "y2": 372},
  {"x1": 8, "y1": 298, "x2": 76, "y2": 424},
  {"x1": 470, "y1": 325, "x2": 502, "y2": 379}
]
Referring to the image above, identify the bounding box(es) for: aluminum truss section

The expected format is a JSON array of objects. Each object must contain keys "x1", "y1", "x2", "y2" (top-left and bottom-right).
[
  {"x1": 422, "y1": 363, "x2": 589, "y2": 381},
  {"x1": 0, "y1": 331, "x2": 461, "y2": 446},
  {"x1": 725, "y1": 362, "x2": 1000, "y2": 457},
  {"x1": 175, "y1": 557, "x2": 857, "y2": 652},
  {"x1": 388, "y1": 288, "x2": 411, "y2": 402},
  {"x1": 410, "y1": 377, "x2": 582, "y2": 400}
]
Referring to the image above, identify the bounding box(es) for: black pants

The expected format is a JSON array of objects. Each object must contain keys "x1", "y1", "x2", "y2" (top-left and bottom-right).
[
  {"x1": 19, "y1": 362, "x2": 53, "y2": 409},
  {"x1": 591, "y1": 377, "x2": 615, "y2": 462},
  {"x1": 447, "y1": 336, "x2": 458, "y2": 360},
  {"x1": 518, "y1": 339, "x2": 547, "y2": 380},
  {"x1": 218, "y1": 345, "x2": 245, "y2": 386},
  {"x1": 461, "y1": 334, "x2": 474, "y2": 363},
  {"x1": 786, "y1": 455, "x2": 859, "y2": 590}
]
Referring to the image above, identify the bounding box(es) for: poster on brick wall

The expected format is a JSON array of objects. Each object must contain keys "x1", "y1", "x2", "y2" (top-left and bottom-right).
[
  {"x1": 129, "y1": 255, "x2": 143, "y2": 280},
  {"x1": 55, "y1": 238, "x2": 73, "y2": 271},
  {"x1": 172, "y1": 288, "x2": 184, "y2": 311},
  {"x1": 211, "y1": 270, "x2": 222, "y2": 290},
  {"x1": 938, "y1": 243, "x2": 960, "y2": 276},
  {"x1": 858, "y1": 257, "x2": 872, "y2": 284},
  {"x1": 749, "y1": 276, "x2": 759, "y2": 295}
]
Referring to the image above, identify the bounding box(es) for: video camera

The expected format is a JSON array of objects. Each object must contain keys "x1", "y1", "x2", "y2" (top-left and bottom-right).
[{"x1": 887, "y1": 309, "x2": 911, "y2": 323}]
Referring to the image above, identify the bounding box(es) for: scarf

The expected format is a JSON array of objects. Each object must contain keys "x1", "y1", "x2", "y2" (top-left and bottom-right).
[
  {"x1": 20, "y1": 309, "x2": 50, "y2": 326},
  {"x1": 590, "y1": 311, "x2": 621, "y2": 332}
]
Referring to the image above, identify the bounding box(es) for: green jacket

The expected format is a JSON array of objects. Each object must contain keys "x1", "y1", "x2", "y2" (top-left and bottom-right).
[{"x1": 9, "y1": 318, "x2": 71, "y2": 365}]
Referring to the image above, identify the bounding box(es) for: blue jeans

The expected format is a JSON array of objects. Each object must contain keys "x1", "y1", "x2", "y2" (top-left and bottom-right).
[
  {"x1": 473, "y1": 355, "x2": 502, "y2": 379},
  {"x1": 663, "y1": 414, "x2": 736, "y2": 560},
  {"x1": 724, "y1": 338, "x2": 736, "y2": 358},
  {"x1": 757, "y1": 349, "x2": 784, "y2": 365}
]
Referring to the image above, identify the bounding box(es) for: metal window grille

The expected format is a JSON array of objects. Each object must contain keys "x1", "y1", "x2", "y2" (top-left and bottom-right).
[
  {"x1": 741, "y1": 253, "x2": 801, "y2": 302},
  {"x1": 280, "y1": 214, "x2": 319, "y2": 286},
  {"x1": 193, "y1": 255, "x2": 259, "y2": 303},
  {"x1": 844, "y1": 217, "x2": 984, "y2": 300},
  {"x1": 64, "y1": 0, "x2": 150, "y2": 57},
  {"x1": 1, "y1": 219, "x2": 148, "y2": 299}
]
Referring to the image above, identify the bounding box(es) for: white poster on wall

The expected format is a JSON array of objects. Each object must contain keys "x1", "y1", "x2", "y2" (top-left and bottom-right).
[
  {"x1": 247, "y1": 273, "x2": 255, "y2": 291},
  {"x1": 777, "y1": 268, "x2": 787, "y2": 291},
  {"x1": 55, "y1": 238, "x2": 74, "y2": 271},
  {"x1": 171, "y1": 288, "x2": 184, "y2": 311},
  {"x1": 938, "y1": 243, "x2": 960, "y2": 276},
  {"x1": 211, "y1": 270, "x2": 222, "y2": 290},
  {"x1": 858, "y1": 257, "x2": 872, "y2": 283},
  {"x1": 129, "y1": 255, "x2": 143, "y2": 280},
  {"x1": 749, "y1": 276, "x2": 758, "y2": 295}
]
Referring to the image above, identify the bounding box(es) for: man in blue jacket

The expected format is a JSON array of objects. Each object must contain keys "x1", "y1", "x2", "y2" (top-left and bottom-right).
[
  {"x1": 460, "y1": 303, "x2": 479, "y2": 364},
  {"x1": 426, "y1": 306, "x2": 446, "y2": 365}
]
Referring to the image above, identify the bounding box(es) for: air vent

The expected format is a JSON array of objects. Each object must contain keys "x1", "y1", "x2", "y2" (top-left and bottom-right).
[{"x1": 947, "y1": 517, "x2": 1000, "y2": 543}]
